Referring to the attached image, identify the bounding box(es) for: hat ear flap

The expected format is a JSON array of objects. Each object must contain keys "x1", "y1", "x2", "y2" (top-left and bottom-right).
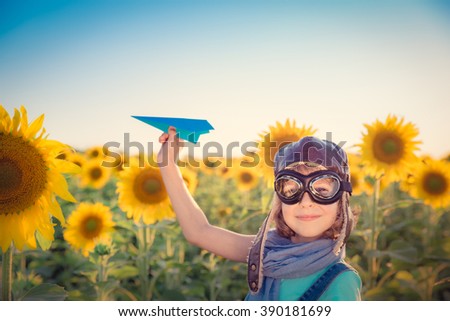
[
  {"x1": 333, "y1": 192, "x2": 353, "y2": 254},
  {"x1": 247, "y1": 209, "x2": 275, "y2": 294}
]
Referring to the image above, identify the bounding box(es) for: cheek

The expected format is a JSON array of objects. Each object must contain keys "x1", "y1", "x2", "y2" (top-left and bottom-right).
[
  {"x1": 323, "y1": 204, "x2": 339, "y2": 227},
  {"x1": 326, "y1": 203, "x2": 338, "y2": 216},
  {"x1": 281, "y1": 204, "x2": 294, "y2": 219},
  {"x1": 328, "y1": 203, "x2": 339, "y2": 216}
]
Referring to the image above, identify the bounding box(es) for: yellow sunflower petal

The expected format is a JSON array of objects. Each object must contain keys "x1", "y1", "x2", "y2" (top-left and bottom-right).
[
  {"x1": 48, "y1": 171, "x2": 77, "y2": 203},
  {"x1": 11, "y1": 108, "x2": 21, "y2": 134},
  {"x1": 24, "y1": 113, "x2": 45, "y2": 139},
  {"x1": 0, "y1": 216, "x2": 14, "y2": 249},
  {"x1": 48, "y1": 196, "x2": 66, "y2": 225},
  {"x1": 19, "y1": 106, "x2": 29, "y2": 132},
  {"x1": 53, "y1": 159, "x2": 82, "y2": 174},
  {"x1": 8, "y1": 215, "x2": 26, "y2": 250},
  {"x1": 0, "y1": 105, "x2": 12, "y2": 132}
]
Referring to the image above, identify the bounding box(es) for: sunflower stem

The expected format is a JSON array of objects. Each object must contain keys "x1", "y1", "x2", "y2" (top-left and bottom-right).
[
  {"x1": 137, "y1": 223, "x2": 154, "y2": 300},
  {"x1": 2, "y1": 244, "x2": 13, "y2": 301},
  {"x1": 368, "y1": 178, "x2": 380, "y2": 290},
  {"x1": 97, "y1": 255, "x2": 108, "y2": 300}
]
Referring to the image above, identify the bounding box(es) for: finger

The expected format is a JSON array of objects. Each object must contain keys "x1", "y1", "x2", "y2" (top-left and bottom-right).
[
  {"x1": 167, "y1": 126, "x2": 176, "y2": 138},
  {"x1": 159, "y1": 133, "x2": 169, "y2": 143}
]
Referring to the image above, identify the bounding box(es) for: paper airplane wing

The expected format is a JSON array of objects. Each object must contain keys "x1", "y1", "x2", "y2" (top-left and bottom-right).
[{"x1": 132, "y1": 116, "x2": 214, "y2": 144}]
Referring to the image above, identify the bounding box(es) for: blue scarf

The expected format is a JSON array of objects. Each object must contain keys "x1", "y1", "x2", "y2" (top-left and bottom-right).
[{"x1": 245, "y1": 229, "x2": 344, "y2": 301}]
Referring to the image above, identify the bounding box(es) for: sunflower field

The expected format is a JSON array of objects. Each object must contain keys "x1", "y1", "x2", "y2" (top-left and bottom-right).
[{"x1": 1, "y1": 106, "x2": 449, "y2": 301}]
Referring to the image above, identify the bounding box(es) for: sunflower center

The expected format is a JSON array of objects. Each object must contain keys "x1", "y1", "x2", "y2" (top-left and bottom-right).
[
  {"x1": 372, "y1": 132, "x2": 404, "y2": 164},
  {"x1": 422, "y1": 172, "x2": 447, "y2": 195},
  {"x1": 0, "y1": 134, "x2": 47, "y2": 215},
  {"x1": 133, "y1": 169, "x2": 168, "y2": 204},
  {"x1": 81, "y1": 216, "x2": 103, "y2": 239},
  {"x1": 144, "y1": 179, "x2": 161, "y2": 194},
  {"x1": 240, "y1": 172, "x2": 254, "y2": 184},
  {"x1": 204, "y1": 159, "x2": 219, "y2": 168},
  {"x1": 0, "y1": 160, "x2": 22, "y2": 192},
  {"x1": 89, "y1": 167, "x2": 103, "y2": 180},
  {"x1": 90, "y1": 150, "x2": 100, "y2": 158}
]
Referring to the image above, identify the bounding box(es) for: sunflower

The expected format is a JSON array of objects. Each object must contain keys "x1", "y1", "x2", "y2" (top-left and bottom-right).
[
  {"x1": 107, "y1": 152, "x2": 125, "y2": 176},
  {"x1": 233, "y1": 166, "x2": 261, "y2": 192},
  {"x1": 401, "y1": 158, "x2": 450, "y2": 209},
  {"x1": 257, "y1": 119, "x2": 317, "y2": 186},
  {"x1": 199, "y1": 156, "x2": 222, "y2": 175},
  {"x1": 359, "y1": 115, "x2": 421, "y2": 183},
  {"x1": 85, "y1": 145, "x2": 111, "y2": 159},
  {"x1": 63, "y1": 202, "x2": 115, "y2": 256},
  {"x1": 217, "y1": 206, "x2": 232, "y2": 218},
  {"x1": 116, "y1": 159, "x2": 174, "y2": 224},
  {"x1": 0, "y1": 105, "x2": 78, "y2": 251},
  {"x1": 79, "y1": 159, "x2": 111, "y2": 189},
  {"x1": 215, "y1": 156, "x2": 249, "y2": 180},
  {"x1": 216, "y1": 157, "x2": 237, "y2": 180},
  {"x1": 180, "y1": 166, "x2": 198, "y2": 194}
]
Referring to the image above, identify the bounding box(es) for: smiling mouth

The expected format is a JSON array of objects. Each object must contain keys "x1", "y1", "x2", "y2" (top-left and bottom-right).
[{"x1": 296, "y1": 215, "x2": 321, "y2": 221}]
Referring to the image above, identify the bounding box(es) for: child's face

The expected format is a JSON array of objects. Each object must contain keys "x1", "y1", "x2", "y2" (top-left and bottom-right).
[{"x1": 280, "y1": 164, "x2": 339, "y2": 243}]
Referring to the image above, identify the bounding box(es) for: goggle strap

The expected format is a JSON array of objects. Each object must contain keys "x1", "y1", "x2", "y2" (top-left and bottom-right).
[{"x1": 341, "y1": 181, "x2": 352, "y2": 194}]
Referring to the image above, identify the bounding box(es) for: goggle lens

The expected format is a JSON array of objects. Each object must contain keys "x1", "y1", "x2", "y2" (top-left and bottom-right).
[
  {"x1": 275, "y1": 178, "x2": 302, "y2": 200},
  {"x1": 310, "y1": 176, "x2": 340, "y2": 199}
]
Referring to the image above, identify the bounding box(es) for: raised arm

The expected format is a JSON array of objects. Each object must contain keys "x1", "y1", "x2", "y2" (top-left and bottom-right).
[{"x1": 157, "y1": 127, "x2": 255, "y2": 263}]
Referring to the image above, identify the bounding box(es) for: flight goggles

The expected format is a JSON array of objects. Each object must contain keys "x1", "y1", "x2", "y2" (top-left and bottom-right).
[{"x1": 274, "y1": 169, "x2": 352, "y2": 205}]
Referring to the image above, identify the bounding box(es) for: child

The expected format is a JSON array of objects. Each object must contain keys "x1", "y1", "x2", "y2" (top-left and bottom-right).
[{"x1": 158, "y1": 127, "x2": 361, "y2": 300}]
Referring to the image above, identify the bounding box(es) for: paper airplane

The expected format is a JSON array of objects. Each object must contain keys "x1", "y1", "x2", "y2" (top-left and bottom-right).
[{"x1": 132, "y1": 116, "x2": 214, "y2": 144}]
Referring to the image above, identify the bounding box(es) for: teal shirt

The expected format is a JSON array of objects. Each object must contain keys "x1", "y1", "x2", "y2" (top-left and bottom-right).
[{"x1": 279, "y1": 263, "x2": 362, "y2": 301}]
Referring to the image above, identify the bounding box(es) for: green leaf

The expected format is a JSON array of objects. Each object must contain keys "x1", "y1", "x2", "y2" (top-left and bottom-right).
[
  {"x1": 18, "y1": 284, "x2": 68, "y2": 301},
  {"x1": 385, "y1": 240, "x2": 418, "y2": 264},
  {"x1": 36, "y1": 230, "x2": 53, "y2": 251},
  {"x1": 114, "y1": 220, "x2": 136, "y2": 233},
  {"x1": 109, "y1": 265, "x2": 139, "y2": 279}
]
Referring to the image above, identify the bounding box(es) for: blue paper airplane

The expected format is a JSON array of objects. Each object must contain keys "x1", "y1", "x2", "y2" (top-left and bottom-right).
[{"x1": 132, "y1": 116, "x2": 214, "y2": 144}]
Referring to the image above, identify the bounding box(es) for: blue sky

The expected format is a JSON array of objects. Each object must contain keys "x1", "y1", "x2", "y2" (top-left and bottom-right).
[{"x1": 1, "y1": 0, "x2": 450, "y2": 158}]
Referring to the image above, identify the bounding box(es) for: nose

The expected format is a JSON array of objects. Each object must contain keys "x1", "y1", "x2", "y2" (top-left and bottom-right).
[{"x1": 298, "y1": 192, "x2": 314, "y2": 207}]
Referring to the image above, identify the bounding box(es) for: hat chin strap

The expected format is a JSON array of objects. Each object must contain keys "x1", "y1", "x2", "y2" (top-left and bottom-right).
[{"x1": 246, "y1": 192, "x2": 353, "y2": 294}]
